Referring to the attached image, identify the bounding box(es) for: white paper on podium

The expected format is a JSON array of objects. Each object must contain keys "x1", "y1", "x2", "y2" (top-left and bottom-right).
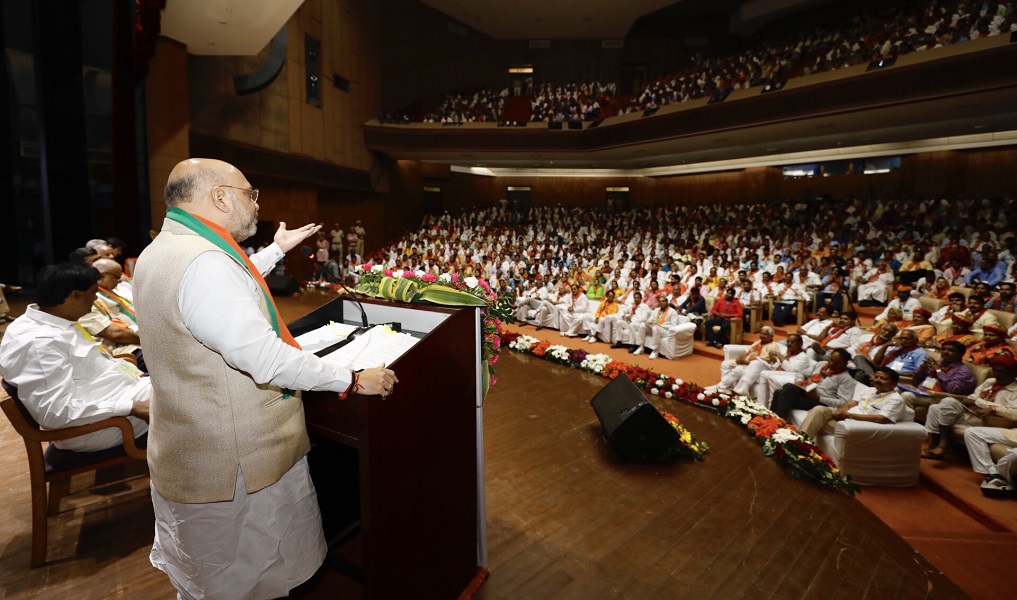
[
  {"x1": 294, "y1": 322, "x2": 360, "y2": 353},
  {"x1": 318, "y1": 326, "x2": 421, "y2": 371}
]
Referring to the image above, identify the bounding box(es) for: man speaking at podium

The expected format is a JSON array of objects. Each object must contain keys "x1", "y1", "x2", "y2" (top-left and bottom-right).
[{"x1": 134, "y1": 158, "x2": 397, "y2": 599}]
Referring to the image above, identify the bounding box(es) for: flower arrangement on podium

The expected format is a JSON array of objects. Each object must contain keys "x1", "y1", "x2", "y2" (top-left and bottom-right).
[{"x1": 353, "y1": 265, "x2": 512, "y2": 396}]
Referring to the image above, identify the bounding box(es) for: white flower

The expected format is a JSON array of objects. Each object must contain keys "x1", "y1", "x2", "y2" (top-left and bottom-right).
[
  {"x1": 772, "y1": 428, "x2": 804, "y2": 444},
  {"x1": 464, "y1": 276, "x2": 479, "y2": 289},
  {"x1": 371, "y1": 264, "x2": 384, "y2": 273},
  {"x1": 711, "y1": 398, "x2": 720, "y2": 406},
  {"x1": 650, "y1": 388, "x2": 659, "y2": 395},
  {"x1": 664, "y1": 392, "x2": 673, "y2": 399},
  {"x1": 414, "y1": 270, "x2": 426, "y2": 278},
  {"x1": 697, "y1": 393, "x2": 706, "y2": 401},
  {"x1": 740, "y1": 414, "x2": 751, "y2": 425},
  {"x1": 438, "y1": 273, "x2": 452, "y2": 283},
  {"x1": 392, "y1": 269, "x2": 404, "y2": 278},
  {"x1": 674, "y1": 378, "x2": 683, "y2": 386}
]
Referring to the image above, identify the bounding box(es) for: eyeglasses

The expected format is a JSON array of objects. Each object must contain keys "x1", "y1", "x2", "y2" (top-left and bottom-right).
[{"x1": 219, "y1": 185, "x2": 259, "y2": 205}]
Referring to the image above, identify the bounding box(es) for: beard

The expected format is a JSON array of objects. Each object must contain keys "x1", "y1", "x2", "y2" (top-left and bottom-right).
[{"x1": 227, "y1": 197, "x2": 258, "y2": 242}]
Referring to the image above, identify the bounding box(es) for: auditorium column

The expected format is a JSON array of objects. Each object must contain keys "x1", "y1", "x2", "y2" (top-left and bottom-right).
[{"x1": 144, "y1": 37, "x2": 190, "y2": 232}]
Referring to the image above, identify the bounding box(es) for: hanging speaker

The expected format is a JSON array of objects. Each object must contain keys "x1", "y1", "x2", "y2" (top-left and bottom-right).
[{"x1": 590, "y1": 376, "x2": 678, "y2": 461}]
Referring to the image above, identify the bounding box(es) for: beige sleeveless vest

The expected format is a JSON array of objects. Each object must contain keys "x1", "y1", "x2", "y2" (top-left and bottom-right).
[{"x1": 134, "y1": 220, "x2": 310, "y2": 504}]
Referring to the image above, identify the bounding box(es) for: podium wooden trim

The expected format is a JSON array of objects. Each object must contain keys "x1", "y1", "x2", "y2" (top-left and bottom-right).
[{"x1": 291, "y1": 295, "x2": 486, "y2": 599}]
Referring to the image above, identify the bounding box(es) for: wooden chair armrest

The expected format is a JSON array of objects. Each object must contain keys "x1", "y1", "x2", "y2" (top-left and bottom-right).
[
  {"x1": 3, "y1": 401, "x2": 144, "y2": 459},
  {"x1": 29, "y1": 415, "x2": 137, "y2": 443}
]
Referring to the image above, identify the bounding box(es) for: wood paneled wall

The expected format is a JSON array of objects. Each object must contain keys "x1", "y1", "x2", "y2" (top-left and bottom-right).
[
  {"x1": 144, "y1": 38, "x2": 190, "y2": 232},
  {"x1": 965, "y1": 146, "x2": 1017, "y2": 197},
  {"x1": 390, "y1": 146, "x2": 1017, "y2": 217},
  {"x1": 187, "y1": 0, "x2": 380, "y2": 173}
]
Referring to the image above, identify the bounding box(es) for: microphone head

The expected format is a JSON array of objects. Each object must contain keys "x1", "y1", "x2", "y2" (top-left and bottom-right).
[{"x1": 300, "y1": 245, "x2": 314, "y2": 259}]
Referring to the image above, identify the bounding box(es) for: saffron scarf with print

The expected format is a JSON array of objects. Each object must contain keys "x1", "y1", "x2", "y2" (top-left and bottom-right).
[{"x1": 165, "y1": 207, "x2": 300, "y2": 350}]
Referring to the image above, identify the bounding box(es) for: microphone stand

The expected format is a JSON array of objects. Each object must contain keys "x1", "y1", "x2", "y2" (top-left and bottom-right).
[{"x1": 301, "y1": 246, "x2": 375, "y2": 348}]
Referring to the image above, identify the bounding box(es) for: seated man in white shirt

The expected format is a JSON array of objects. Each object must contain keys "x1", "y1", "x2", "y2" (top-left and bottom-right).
[
  {"x1": 512, "y1": 274, "x2": 546, "y2": 323},
  {"x1": 796, "y1": 305, "x2": 835, "y2": 344},
  {"x1": 0, "y1": 263, "x2": 150, "y2": 452},
  {"x1": 610, "y1": 291, "x2": 651, "y2": 351},
  {"x1": 799, "y1": 367, "x2": 908, "y2": 439},
  {"x1": 81, "y1": 258, "x2": 145, "y2": 370},
  {"x1": 633, "y1": 295, "x2": 679, "y2": 359},
  {"x1": 806, "y1": 311, "x2": 866, "y2": 361},
  {"x1": 710, "y1": 326, "x2": 784, "y2": 397},
  {"x1": 758, "y1": 334, "x2": 815, "y2": 403},
  {"x1": 532, "y1": 280, "x2": 569, "y2": 331},
  {"x1": 874, "y1": 284, "x2": 921, "y2": 323}
]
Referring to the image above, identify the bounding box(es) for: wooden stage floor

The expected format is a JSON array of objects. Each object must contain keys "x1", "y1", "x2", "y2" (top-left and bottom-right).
[{"x1": 472, "y1": 352, "x2": 965, "y2": 599}]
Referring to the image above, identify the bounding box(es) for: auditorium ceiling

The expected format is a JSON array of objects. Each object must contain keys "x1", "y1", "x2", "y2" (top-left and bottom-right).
[{"x1": 421, "y1": 0, "x2": 688, "y2": 40}]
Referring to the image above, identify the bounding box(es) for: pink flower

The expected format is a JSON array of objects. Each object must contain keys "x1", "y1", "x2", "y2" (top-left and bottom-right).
[
  {"x1": 421, "y1": 272, "x2": 437, "y2": 282},
  {"x1": 384, "y1": 269, "x2": 394, "y2": 277},
  {"x1": 488, "y1": 354, "x2": 500, "y2": 365},
  {"x1": 478, "y1": 279, "x2": 491, "y2": 292},
  {"x1": 451, "y1": 273, "x2": 460, "y2": 283},
  {"x1": 490, "y1": 376, "x2": 497, "y2": 386},
  {"x1": 492, "y1": 335, "x2": 501, "y2": 349},
  {"x1": 402, "y1": 271, "x2": 417, "y2": 278}
]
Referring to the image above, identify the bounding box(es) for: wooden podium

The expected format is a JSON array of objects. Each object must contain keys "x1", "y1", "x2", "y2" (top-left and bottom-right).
[{"x1": 290, "y1": 295, "x2": 487, "y2": 599}]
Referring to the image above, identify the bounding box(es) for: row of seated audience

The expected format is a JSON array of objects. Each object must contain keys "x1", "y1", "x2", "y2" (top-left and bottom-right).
[
  {"x1": 622, "y1": 0, "x2": 1016, "y2": 114},
  {"x1": 366, "y1": 194, "x2": 1016, "y2": 495},
  {"x1": 0, "y1": 237, "x2": 150, "y2": 456},
  {"x1": 412, "y1": 1, "x2": 1015, "y2": 123}
]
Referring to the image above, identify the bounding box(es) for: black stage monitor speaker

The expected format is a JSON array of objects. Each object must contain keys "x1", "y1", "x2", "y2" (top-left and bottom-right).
[
  {"x1": 590, "y1": 376, "x2": 678, "y2": 461},
  {"x1": 266, "y1": 274, "x2": 300, "y2": 296}
]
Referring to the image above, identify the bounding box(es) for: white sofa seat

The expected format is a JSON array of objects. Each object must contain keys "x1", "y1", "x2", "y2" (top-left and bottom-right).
[
  {"x1": 722, "y1": 343, "x2": 788, "y2": 402},
  {"x1": 785, "y1": 382, "x2": 926, "y2": 487},
  {"x1": 656, "y1": 322, "x2": 698, "y2": 359}
]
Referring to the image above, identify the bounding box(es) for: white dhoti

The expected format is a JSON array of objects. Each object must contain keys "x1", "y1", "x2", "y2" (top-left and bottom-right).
[
  {"x1": 514, "y1": 298, "x2": 542, "y2": 323},
  {"x1": 758, "y1": 370, "x2": 793, "y2": 409},
  {"x1": 925, "y1": 397, "x2": 982, "y2": 434},
  {"x1": 560, "y1": 310, "x2": 589, "y2": 336},
  {"x1": 533, "y1": 300, "x2": 562, "y2": 329},
  {"x1": 150, "y1": 457, "x2": 326, "y2": 600},
  {"x1": 611, "y1": 319, "x2": 640, "y2": 345},
  {"x1": 857, "y1": 281, "x2": 889, "y2": 303},
  {"x1": 584, "y1": 314, "x2": 618, "y2": 342},
  {"x1": 719, "y1": 358, "x2": 773, "y2": 397},
  {"x1": 644, "y1": 324, "x2": 669, "y2": 351}
]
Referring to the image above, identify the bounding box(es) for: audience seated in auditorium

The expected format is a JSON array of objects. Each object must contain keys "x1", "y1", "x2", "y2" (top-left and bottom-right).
[
  {"x1": 709, "y1": 326, "x2": 783, "y2": 396},
  {"x1": 704, "y1": 287, "x2": 743, "y2": 348},
  {"x1": 799, "y1": 367, "x2": 907, "y2": 439},
  {"x1": 770, "y1": 348, "x2": 855, "y2": 420},
  {"x1": 960, "y1": 352, "x2": 1017, "y2": 495},
  {"x1": 911, "y1": 341, "x2": 980, "y2": 459},
  {"x1": 0, "y1": 263, "x2": 150, "y2": 452}
]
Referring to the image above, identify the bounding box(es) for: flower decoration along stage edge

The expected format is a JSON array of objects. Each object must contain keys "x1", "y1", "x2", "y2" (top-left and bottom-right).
[{"x1": 502, "y1": 331, "x2": 859, "y2": 494}]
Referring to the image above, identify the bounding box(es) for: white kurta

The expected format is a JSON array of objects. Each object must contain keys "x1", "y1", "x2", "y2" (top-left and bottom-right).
[
  {"x1": 150, "y1": 242, "x2": 344, "y2": 600},
  {"x1": 0, "y1": 305, "x2": 150, "y2": 451}
]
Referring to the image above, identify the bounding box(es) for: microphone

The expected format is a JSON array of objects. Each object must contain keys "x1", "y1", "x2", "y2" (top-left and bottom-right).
[{"x1": 300, "y1": 245, "x2": 370, "y2": 332}]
